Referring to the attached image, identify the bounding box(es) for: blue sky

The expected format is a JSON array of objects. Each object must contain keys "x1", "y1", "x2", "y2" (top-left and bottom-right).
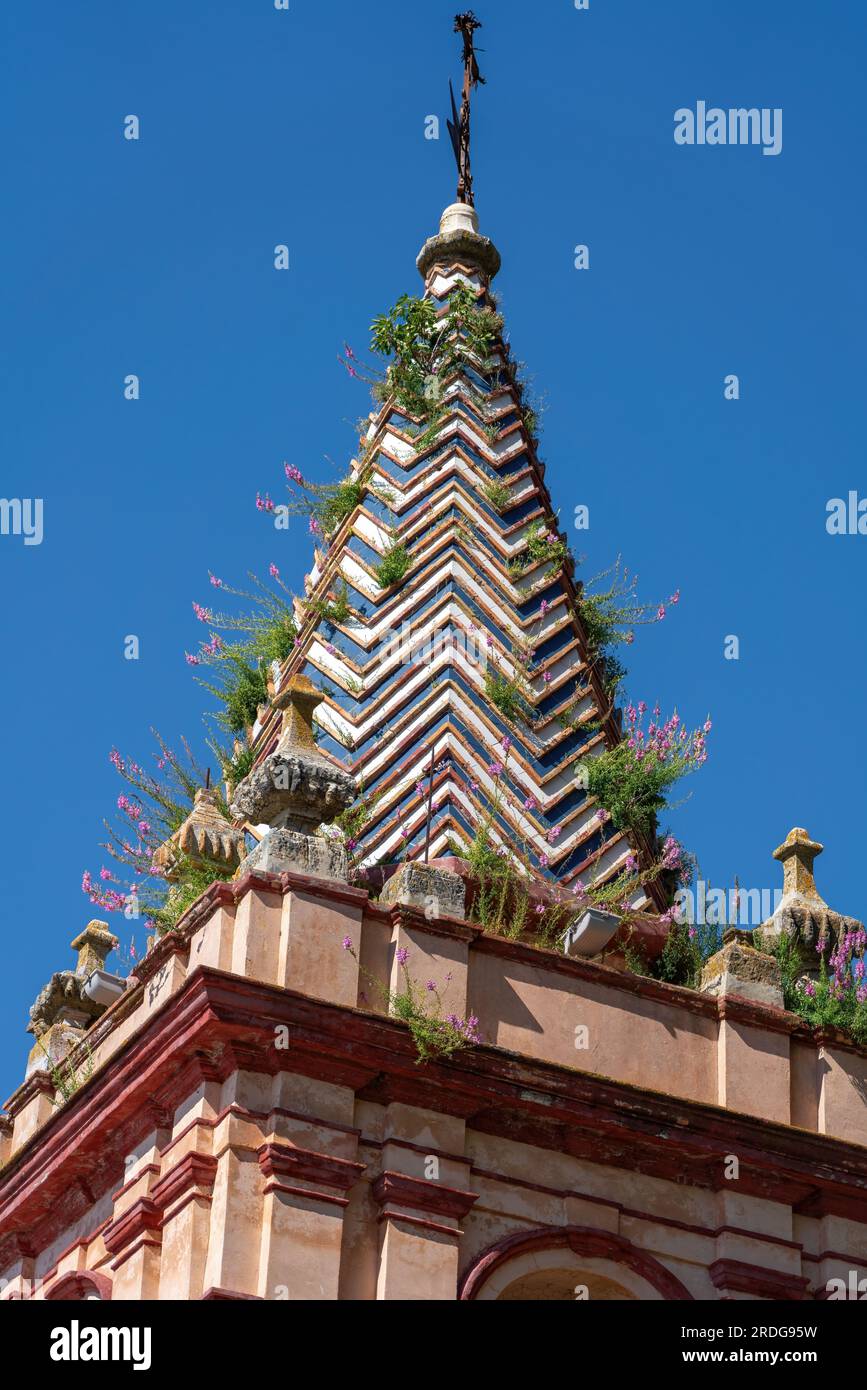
[{"x1": 2, "y1": 0, "x2": 865, "y2": 1102}]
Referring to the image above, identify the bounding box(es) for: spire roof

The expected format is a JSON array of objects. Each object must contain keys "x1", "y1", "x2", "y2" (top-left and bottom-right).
[{"x1": 244, "y1": 198, "x2": 662, "y2": 911}]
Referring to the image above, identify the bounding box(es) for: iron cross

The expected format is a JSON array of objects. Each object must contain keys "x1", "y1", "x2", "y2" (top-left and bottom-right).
[{"x1": 447, "y1": 11, "x2": 485, "y2": 207}]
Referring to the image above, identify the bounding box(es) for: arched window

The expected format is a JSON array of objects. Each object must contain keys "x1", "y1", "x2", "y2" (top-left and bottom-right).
[
  {"x1": 460, "y1": 1226, "x2": 693, "y2": 1301},
  {"x1": 44, "y1": 1271, "x2": 112, "y2": 1301}
]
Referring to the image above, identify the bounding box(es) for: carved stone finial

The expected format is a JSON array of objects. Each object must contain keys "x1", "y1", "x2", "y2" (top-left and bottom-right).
[
  {"x1": 153, "y1": 787, "x2": 246, "y2": 882},
  {"x1": 70, "y1": 921, "x2": 119, "y2": 978},
  {"x1": 773, "y1": 827, "x2": 824, "y2": 902},
  {"x1": 229, "y1": 674, "x2": 356, "y2": 837},
  {"x1": 27, "y1": 922, "x2": 119, "y2": 1040},
  {"x1": 273, "y1": 673, "x2": 320, "y2": 754},
  {"x1": 760, "y1": 827, "x2": 860, "y2": 979}
]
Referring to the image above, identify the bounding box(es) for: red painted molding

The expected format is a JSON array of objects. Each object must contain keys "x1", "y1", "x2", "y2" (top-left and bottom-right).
[
  {"x1": 372, "y1": 1170, "x2": 478, "y2": 1223},
  {"x1": 708, "y1": 1258, "x2": 811, "y2": 1301},
  {"x1": 460, "y1": 1225, "x2": 694, "y2": 1301},
  {"x1": 103, "y1": 1198, "x2": 162, "y2": 1258},
  {"x1": 44, "y1": 1269, "x2": 113, "y2": 1301},
  {"x1": 151, "y1": 1152, "x2": 218, "y2": 1210},
  {"x1": 257, "y1": 1141, "x2": 365, "y2": 1196}
]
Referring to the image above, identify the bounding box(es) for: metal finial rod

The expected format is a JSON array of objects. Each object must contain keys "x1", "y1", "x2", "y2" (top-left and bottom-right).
[{"x1": 448, "y1": 11, "x2": 485, "y2": 207}]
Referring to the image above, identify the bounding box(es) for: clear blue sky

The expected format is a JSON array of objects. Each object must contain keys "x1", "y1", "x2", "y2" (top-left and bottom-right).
[{"x1": 2, "y1": 0, "x2": 865, "y2": 1102}]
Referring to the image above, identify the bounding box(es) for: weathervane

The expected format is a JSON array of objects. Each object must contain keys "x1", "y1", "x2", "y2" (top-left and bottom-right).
[{"x1": 447, "y1": 11, "x2": 485, "y2": 207}]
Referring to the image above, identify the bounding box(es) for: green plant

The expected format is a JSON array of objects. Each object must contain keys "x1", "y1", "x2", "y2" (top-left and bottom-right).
[
  {"x1": 482, "y1": 478, "x2": 513, "y2": 512},
  {"x1": 187, "y1": 570, "x2": 297, "y2": 733},
  {"x1": 149, "y1": 855, "x2": 235, "y2": 934},
  {"x1": 342, "y1": 939, "x2": 480, "y2": 1064},
  {"x1": 40, "y1": 1038, "x2": 95, "y2": 1106},
  {"x1": 343, "y1": 284, "x2": 503, "y2": 428},
  {"x1": 484, "y1": 667, "x2": 533, "y2": 725},
  {"x1": 511, "y1": 522, "x2": 570, "y2": 577},
  {"x1": 305, "y1": 580, "x2": 352, "y2": 625},
  {"x1": 374, "y1": 541, "x2": 411, "y2": 589},
  {"x1": 760, "y1": 926, "x2": 867, "y2": 1047},
  {"x1": 82, "y1": 734, "x2": 237, "y2": 937},
  {"x1": 622, "y1": 917, "x2": 721, "y2": 988},
  {"x1": 576, "y1": 706, "x2": 710, "y2": 841},
  {"x1": 267, "y1": 467, "x2": 365, "y2": 539},
  {"x1": 211, "y1": 738, "x2": 256, "y2": 787}
]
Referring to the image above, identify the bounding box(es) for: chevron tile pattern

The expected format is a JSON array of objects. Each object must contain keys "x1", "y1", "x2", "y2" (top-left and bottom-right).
[{"x1": 251, "y1": 211, "x2": 654, "y2": 909}]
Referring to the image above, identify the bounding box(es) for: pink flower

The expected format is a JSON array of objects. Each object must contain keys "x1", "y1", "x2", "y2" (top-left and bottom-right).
[
  {"x1": 209, "y1": 572, "x2": 223, "y2": 588},
  {"x1": 524, "y1": 796, "x2": 537, "y2": 811},
  {"x1": 192, "y1": 601, "x2": 212, "y2": 623},
  {"x1": 269, "y1": 563, "x2": 280, "y2": 579},
  {"x1": 184, "y1": 651, "x2": 200, "y2": 666},
  {"x1": 670, "y1": 589, "x2": 680, "y2": 604},
  {"x1": 501, "y1": 736, "x2": 512, "y2": 752},
  {"x1": 308, "y1": 516, "x2": 321, "y2": 535},
  {"x1": 396, "y1": 947, "x2": 409, "y2": 966},
  {"x1": 656, "y1": 605, "x2": 666, "y2": 621},
  {"x1": 488, "y1": 761, "x2": 504, "y2": 777},
  {"x1": 543, "y1": 672, "x2": 552, "y2": 685},
  {"x1": 539, "y1": 853, "x2": 549, "y2": 868},
  {"x1": 341, "y1": 936, "x2": 353, "y2": 951},
  {"x1": 285, "y1": 464, "x2": 303, "y2": 484}
]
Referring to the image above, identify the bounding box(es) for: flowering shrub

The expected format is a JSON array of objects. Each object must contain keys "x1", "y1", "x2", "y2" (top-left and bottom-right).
[
  {"x1": 341, "y1": 939, "x2": 480, "y2": 1064},
  {"x1": 509, "y1": 521, "x2": 570, "y2": 577},
  {"x1": 577, "y1": 703, "x2": 711, "y2": 840},
  {"x1": 187, "y1": 571, "x2": 297, "y2": 734},
  {"x1": 259, "y1": 464, "x2": 366, "y2": 539},
  {"x1": 576, "y1": 558, "x2": 678, "y2": 702},
  {"x1": 81, "y1": 735, "x2": 235, "y2": 934},
  {"x1": 764, "y1": 926, "x2": 867, "y2": 1046},
  {"x1": 463, "y1": 745, "x2": 690, "y2": 947}
]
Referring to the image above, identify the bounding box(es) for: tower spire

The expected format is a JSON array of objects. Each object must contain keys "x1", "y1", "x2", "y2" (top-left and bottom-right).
[{"x1": 448, "y1": 11, "x2": 485, "y2": 206}]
